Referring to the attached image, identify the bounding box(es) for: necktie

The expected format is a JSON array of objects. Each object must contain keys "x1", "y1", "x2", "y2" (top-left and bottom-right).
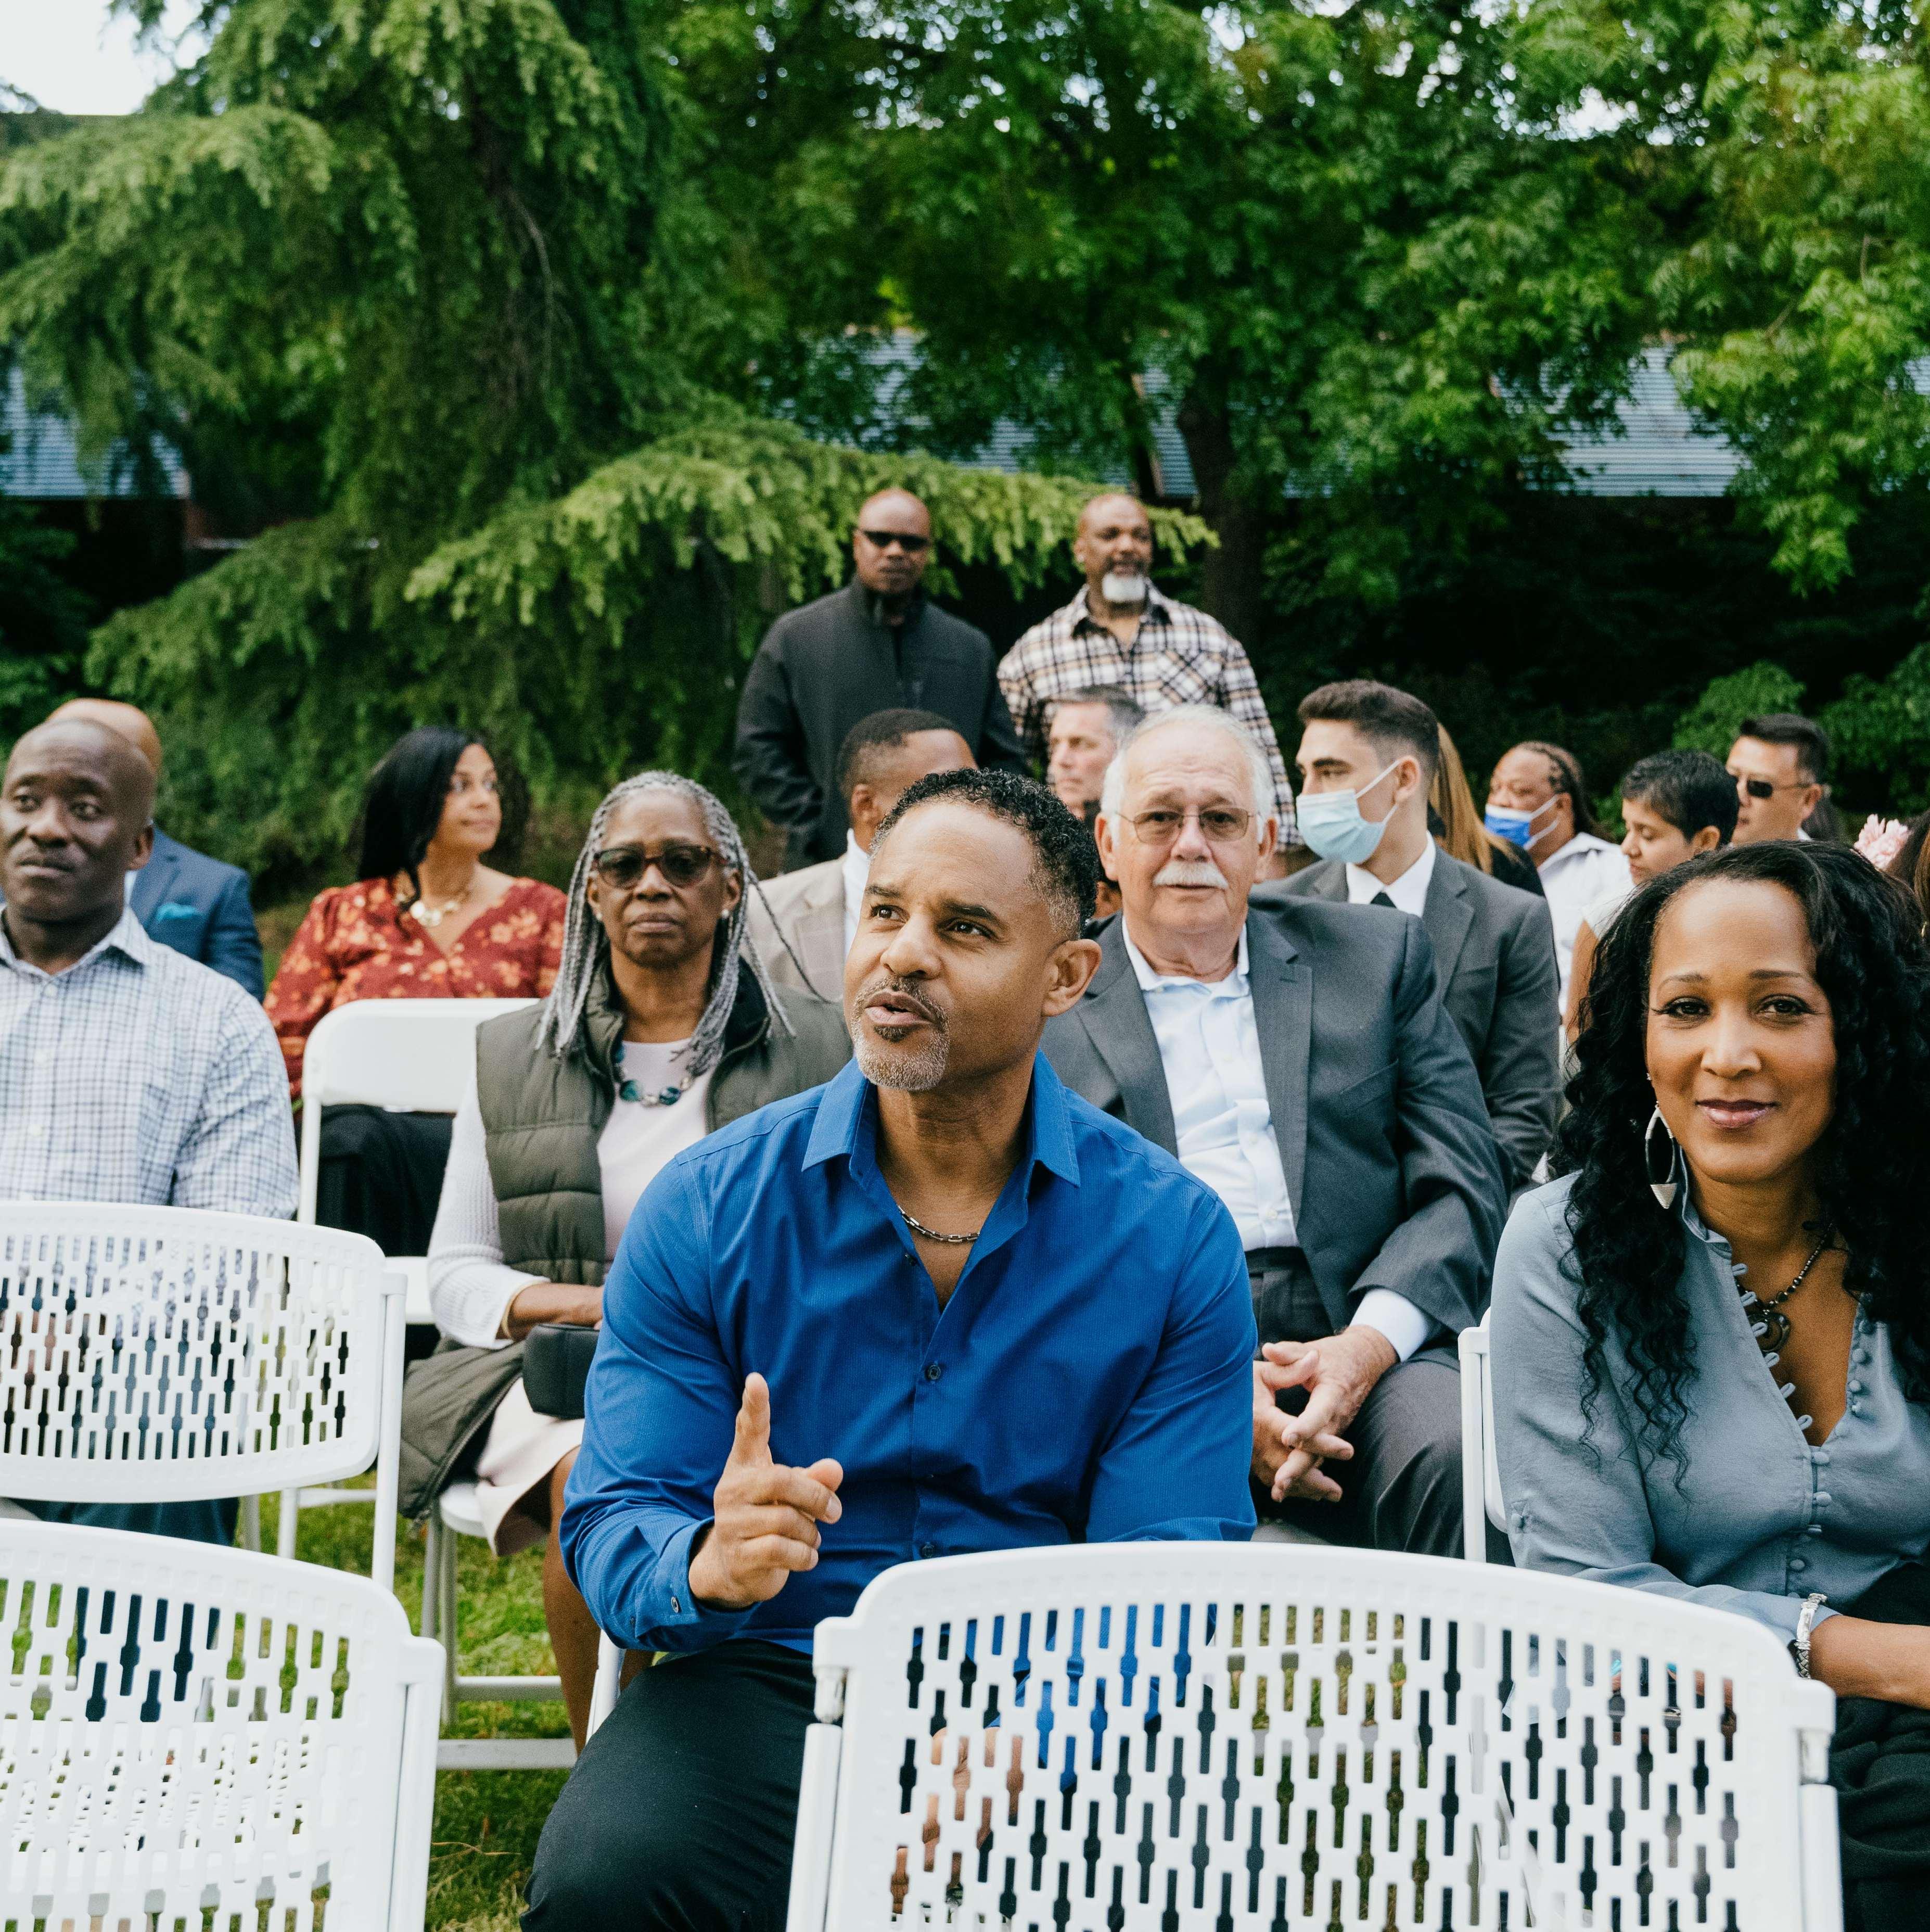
[{"x1": 1371, "y1": 891, "x2": 1396, "y2": 908}]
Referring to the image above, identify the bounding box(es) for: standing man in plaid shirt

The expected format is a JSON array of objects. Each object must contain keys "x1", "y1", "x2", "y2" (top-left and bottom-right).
[{"x1": 1000, "y1": 493, "x2": 1299, "y2": 843}]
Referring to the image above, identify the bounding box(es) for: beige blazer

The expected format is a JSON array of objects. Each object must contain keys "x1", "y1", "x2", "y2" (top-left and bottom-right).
[{"x1": 745, "y1": 858, "x2": 847, "y2": 1005}]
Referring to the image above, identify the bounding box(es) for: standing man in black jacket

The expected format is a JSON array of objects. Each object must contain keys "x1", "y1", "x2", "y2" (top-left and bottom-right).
[{"x1": 733, "y1": 488, "x2": 1029, "y2": 870}]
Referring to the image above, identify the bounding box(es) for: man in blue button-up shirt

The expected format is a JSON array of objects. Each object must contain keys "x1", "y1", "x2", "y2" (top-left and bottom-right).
[{"x1": 527, "y1": 770, "x2": 1258, "y2": 1932}]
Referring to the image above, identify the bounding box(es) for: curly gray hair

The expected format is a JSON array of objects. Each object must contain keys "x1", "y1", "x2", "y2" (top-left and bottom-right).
[{"x1": 540, "y1": 771, "x2": 796, "y2": 1072}]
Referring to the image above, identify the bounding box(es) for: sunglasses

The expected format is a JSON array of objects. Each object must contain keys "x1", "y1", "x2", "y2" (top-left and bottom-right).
[
  {"x1": 858, "y1": 529, "x2": 931, "y2": 554},
  {"x1": 1736, "y1": 776, "x2": 1805, "y2": 800},
  {"x1": 1126, "y1": 806, "x2": 1254, "y2": 845},
  {"x1": 592, "y1": 843, "x2": 720, "y2": 890}
]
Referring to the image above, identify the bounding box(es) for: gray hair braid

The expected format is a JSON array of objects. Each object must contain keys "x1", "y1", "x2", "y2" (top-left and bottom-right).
[{"x1": 539, "y1": 771, "x2": 796, "y2": 1071}]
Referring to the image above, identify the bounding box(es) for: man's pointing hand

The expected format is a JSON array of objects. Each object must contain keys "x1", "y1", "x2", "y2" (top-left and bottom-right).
[{"x1": 687, "y1": 1374, "x2": 844, "y2": 1611}]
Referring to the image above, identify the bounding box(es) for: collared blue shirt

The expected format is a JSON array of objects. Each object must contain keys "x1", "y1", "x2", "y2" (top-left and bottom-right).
[{"x1": 561, "y1": 1054, "x2": 1258, "y2": 1654}]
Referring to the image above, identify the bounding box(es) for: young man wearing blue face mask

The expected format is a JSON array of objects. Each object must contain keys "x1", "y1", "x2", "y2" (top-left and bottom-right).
[
  {"x1": 1484, "y1": 739, "x2": 1630, "y2": 1009},
  {"x1": 1266, "y1": 682, "x2": 1562, "y2": 1192}
]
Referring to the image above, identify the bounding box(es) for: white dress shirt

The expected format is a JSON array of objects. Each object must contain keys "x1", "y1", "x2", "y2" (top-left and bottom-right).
[
  {"x1": 840, "y1": 831, "x2": 870, "y2": 957},
  {"x1": 1122, "y1": 921, "x2": 1431, "y2": 1359},
  {"x1": 1537, "y1": 833, "x2": 1631, "y2": 1006},
  {"x1": 1344, "y1": 835, "x2": 1436, "y2": 916}
]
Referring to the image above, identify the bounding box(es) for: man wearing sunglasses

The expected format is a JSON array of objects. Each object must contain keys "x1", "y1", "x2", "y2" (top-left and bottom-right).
[
  {"x1": 1042, "y1": 706, "x2": 1506, "y2": 1559},
  {"x1": 733, "y1": 487, "x2": 1028, "y2": 872},
  {"x1": 1727, "y1": 712, "x2": 1833, "y2": 845}
]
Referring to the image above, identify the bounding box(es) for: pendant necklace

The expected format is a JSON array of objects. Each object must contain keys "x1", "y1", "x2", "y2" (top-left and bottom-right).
[
  {"x1": 899, "y1": 1206, "x2": 980, "y2": 1245},
  {"x1": 408, "y1": 876, "x2": 474, "y2": 929},
  {"x1": 1741, "y1": 1230, "x2": 1833, "y2": 1353}
]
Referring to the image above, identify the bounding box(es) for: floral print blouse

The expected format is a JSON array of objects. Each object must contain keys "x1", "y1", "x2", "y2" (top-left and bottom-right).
[{"x1": 265, "y1": 876, "x2": 567, "y2": 1101}]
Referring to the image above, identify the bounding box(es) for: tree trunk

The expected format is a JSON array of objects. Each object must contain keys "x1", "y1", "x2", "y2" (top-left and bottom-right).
[{"x1": 1175, "y1": 380, "x2": 1269, "y2": 650}]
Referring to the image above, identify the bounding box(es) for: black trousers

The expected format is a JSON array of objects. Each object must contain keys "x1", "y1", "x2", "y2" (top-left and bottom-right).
[
  {"x1": 1249, "y1": 1247, "x2": 1499, "y2": 1559},
  {"x1": 1832, "y1": 1563, "x2": 1930, "y2": 1932},
  {"x1": 523, "y1": 1641, "x2": 816, "y2": 1932},
  {"x1": 314, "y1": 1104, "x2": 454, "y2": 1259}
]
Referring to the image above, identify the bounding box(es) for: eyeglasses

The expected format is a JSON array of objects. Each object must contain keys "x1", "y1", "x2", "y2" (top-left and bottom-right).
[
  {"x1": 592, "y1": 843, "x2": 720, "y2": 889},
  {"x1": 1126, "y1": 806, "x2": 1254, "y2": 845},
  {"x1": 1735, "y1": 776, "x2": 1808, "y2": 800},
  {"x1": 858, "y1": 529, "x2": 931, "y2": 554}
]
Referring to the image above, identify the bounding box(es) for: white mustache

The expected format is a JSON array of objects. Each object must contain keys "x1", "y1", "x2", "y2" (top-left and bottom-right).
[{"x1": 1153, "y1": 858, "x2": 1229, "y2": 888}]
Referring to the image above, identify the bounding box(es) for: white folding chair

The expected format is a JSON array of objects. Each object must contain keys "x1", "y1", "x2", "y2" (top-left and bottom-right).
[
  {"x1": 0, "y1": 1519, "x2": 441, "y2": 1930},
  {"x1": 296, "y1": 994, "x2": 537, "y2": 1330},
  {"x1": 1458, "y1": 1312, "x2": 1507, "y2": 1564},
  {"x1": 786, "y1": 1542, "x2": 1843, "y2": 1932},
  {"x1": 298, "y1": 997, "x2": 566, "y2": 1765},
  {"x1": 0, "y1": 1203, "x2": 404, "y2": 1591}
]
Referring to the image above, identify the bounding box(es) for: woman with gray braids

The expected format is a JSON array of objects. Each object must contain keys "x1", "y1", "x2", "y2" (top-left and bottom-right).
[{"x1": 406, "y1": 772, "x2": 850, "y2": 1745}]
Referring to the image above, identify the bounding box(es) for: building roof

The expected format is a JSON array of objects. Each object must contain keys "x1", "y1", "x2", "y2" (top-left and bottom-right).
[
  {"x1": 854, "y1": 335, "x2": 1746, "y2": 501},
  {"x1": 0, "y1": 341, "x2": 1763, "y2": 505},
  {"x1": 1, "y1": 367, "x2": 187, "y2": 501}
]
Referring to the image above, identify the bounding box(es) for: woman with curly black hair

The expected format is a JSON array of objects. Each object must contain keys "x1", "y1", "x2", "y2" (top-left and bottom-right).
[{"x1": 1493, "y1": 840, "x2": 1930, "y2": 1928}]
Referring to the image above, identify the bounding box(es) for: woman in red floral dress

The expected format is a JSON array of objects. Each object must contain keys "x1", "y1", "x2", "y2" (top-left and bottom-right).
[{"x1": 266, "y1": 728, "x2": 567, "y2": 1250}]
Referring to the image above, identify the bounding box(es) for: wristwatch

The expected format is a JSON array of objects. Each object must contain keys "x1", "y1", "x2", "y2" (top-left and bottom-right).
[{"x1": 1792, "y1": 1592, "x2": 1828, "y2": 1679}]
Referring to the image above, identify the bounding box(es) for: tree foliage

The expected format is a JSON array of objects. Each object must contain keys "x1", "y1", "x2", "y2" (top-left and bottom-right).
[{"x1": 2, "y1": 2, "x2": 1173, "y2": 884}]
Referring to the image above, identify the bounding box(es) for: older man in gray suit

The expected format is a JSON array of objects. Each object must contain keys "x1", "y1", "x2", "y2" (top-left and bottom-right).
[
  {"x1": 1042, "y1": 705, "x2": 1506, "y2": 1555},
  {"x1": 1266, "y1": 680, "x2": 1560, "y2": 1191}
]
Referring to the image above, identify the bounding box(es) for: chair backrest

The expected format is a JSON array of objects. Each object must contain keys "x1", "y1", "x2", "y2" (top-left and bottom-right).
[
  {"x1": 296, "y1": 995, "x2": 537, "y2": 1222},
  {"x1": 0, "y1": 1204, "x2": 403, "y2": 1573},
  {"x1": 1458, "y1": 1314, "x2": 1506, "y2": 1564},
  {"x1": 788, "y1": 1543, "x2": 1839, "y2": 1932},
  {"x1": 0, "y1": 1520, "x2": 441, "y2": 1930}
]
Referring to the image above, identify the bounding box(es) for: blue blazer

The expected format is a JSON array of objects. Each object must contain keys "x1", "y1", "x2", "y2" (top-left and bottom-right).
[{"x1": 130, "y1": 828, "x2": 265, "y2": 1000}]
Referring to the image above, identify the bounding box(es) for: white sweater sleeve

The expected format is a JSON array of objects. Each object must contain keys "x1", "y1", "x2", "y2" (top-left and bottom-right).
[{"x1": 428, "y1": 1081, "x2": 543, "y2": 1349}]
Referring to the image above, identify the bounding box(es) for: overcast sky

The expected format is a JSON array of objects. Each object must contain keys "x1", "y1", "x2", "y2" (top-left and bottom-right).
[{"x1": 3, "y1": 3, "x2": 203, "y2": 115}]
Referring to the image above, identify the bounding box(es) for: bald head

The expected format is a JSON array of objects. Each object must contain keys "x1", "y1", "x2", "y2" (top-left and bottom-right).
[
  {"x1": 9, "y1": 720, "x2": 157, "y2": 822},
  {"x1": 1, "y1": 720, "x2": 157, "y2": 955},
  {"x1": 48, "y1": 698, "x2": 163, "y2": 775},
  {"x1": 853, "y1": 487, "x2": 933, "y2": 604}
]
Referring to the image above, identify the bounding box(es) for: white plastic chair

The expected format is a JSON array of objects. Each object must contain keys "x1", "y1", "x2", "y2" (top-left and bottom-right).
[
  {"x1": 785, "y1": 1542, "x2": 1843, "y2": 1932},
  {"x1": 0, "y1": 1518, "x2": 441, "y2": 1929},
  {"x1": 0, "y1": 1203, "x2": 404, "y2": 1592},
  {"x1": 290, "y1": 997, "x2": 535, "y2": 1571},
  {"x1": 297, "y1": 993, "x2": 537, "y2": 1327},
  {"x1": 1459, "y1": 1312, "x2": 1507, "y2": 1564},
  {"x1": 299, "y1": 997, "x2": 567, "y2": 1766}
]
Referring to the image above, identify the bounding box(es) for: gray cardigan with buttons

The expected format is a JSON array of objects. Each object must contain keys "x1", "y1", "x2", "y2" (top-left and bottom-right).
[{"x1": 1492, "y1": 1171, "x2": 1930, "y2": 1641}]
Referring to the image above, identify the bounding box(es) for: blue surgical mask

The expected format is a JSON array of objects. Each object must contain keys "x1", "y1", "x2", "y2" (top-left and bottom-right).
[
  {"x1": 1484, "y1": 797, "x2": 1561, "y2": 850},
  {"x1": 1297, "y1": 762, "x2": 1400, "y2": 866}
]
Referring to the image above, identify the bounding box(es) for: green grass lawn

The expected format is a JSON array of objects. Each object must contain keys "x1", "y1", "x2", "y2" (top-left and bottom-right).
[{"x1": 272, "y1": 1489, "x2": 568, "y2": 1930}]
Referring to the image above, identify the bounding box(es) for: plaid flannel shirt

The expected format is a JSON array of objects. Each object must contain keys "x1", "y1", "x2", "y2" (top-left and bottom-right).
[
  {"x1": 0, "y1": 906, "x2": 296, "y2": 1216},
  {"x1": 998, "y1": 586, "x2": 1298, "y2": 841}
]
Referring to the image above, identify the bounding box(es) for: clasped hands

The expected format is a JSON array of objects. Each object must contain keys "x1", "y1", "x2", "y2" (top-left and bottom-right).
[
  {"x1": 688, "y1": 1372, "x2": 845, "y2": 1611},
  {"x1": 1250, "y1": 1328, "x2": 1397, "y2": 1504}
]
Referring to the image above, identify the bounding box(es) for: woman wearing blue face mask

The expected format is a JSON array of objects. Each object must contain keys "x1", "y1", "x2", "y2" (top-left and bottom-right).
[{"x1": 1486, "y1": 740, "x2": 1630, "y2": 1009}]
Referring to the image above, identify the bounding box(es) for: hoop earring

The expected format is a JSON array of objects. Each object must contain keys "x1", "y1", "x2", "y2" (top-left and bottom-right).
[{"x1": 1644, "y1": 1107, "x2": 1679, "y2": 1210}]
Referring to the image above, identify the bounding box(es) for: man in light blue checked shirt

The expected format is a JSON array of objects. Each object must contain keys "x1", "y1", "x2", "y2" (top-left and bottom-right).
[{"x1": 0, "y1": 716, "x2": 295, "y2": 1546}]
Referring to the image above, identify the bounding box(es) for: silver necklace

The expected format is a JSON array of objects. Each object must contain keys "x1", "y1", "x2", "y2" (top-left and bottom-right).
[
  {"x1": 899, "y1": 1205, "x2": 980, "y2": 1245},
  {"x1": 1742, "y1": 1230, "x2": 1833, "y2": 1352}
]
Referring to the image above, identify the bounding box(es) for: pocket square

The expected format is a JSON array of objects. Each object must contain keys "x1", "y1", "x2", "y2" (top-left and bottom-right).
[{"x1": 151, "y1": 901, "x2": 199, "y2": 922}]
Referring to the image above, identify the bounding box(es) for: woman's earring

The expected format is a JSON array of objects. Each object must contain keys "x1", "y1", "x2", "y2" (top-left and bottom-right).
[{"x1": 1644, "y1": 1107, "x2": 1678, "y2": 1210}]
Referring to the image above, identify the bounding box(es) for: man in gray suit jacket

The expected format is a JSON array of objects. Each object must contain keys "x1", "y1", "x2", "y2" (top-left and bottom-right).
[
  {"x1": 746, "y1": 709, "x2": 973, "y2": 1002},
  {"x1": 1267, "y1": 680, "x2": 1559, "y2": 1190},
  {"x1": 1041, "y1": 705, "x2": 1506, "y2": 1555}
]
